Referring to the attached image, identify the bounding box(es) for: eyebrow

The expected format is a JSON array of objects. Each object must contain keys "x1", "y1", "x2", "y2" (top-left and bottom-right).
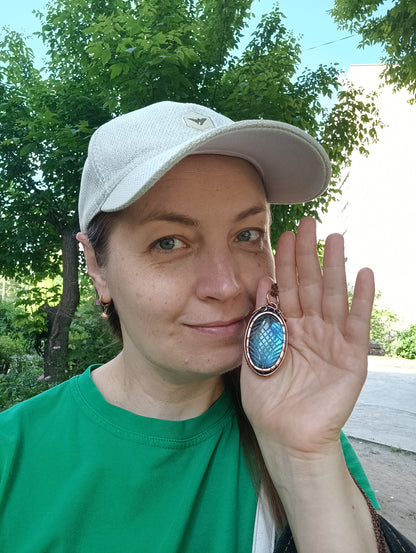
[
  {"x1": 233, "y1": 205, "x2": 268, "y2": 222},
  {"x1": 139, "y1": 211, "x2": 199, "y2": 227},
  {"x1": 139, "y1": 205, "x2": 268, "y2": 227}
]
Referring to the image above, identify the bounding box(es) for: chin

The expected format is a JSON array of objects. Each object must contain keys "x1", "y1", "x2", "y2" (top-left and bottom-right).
[
  {"x1": 195, "y1": 355, "x2": 242, "y2": 377},
  {"x1": 158, "y1": 345, "x2": 243, "y2": 380}
]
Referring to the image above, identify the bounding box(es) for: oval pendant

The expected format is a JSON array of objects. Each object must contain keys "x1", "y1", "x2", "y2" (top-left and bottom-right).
[{"x1": 244, "y1": 305, "x2": 288, "y2": 376}]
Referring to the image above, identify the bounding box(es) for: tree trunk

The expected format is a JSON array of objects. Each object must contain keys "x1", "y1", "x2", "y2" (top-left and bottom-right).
[{"x1": 42, "y1": 228, "x2": 80, "y2": 382}]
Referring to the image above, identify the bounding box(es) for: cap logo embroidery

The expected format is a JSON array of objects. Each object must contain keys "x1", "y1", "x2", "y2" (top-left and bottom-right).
[{"x1": 183, "y1": 112, "x2": 214, "y2": 131}]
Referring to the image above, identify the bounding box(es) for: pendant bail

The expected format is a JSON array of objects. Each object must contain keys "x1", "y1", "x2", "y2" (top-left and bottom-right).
[{"x1": 266, "y1": 282, "x2": 280, "y2": 308}]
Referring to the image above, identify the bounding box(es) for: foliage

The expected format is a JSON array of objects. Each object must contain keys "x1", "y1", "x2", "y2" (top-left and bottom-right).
[
  {"x1": 0, "y1": 299, "x2": 41, "y2": 371},
  {"x1": 331, "y1": 0, "x2": 416, "y2": 96},
  {"x1": 320, "y1": 81, "x2": 381, "y2": 178},
  {"x1": 1, "y1": 0, "x2": 382, "y2": 380},
  {"x1": 39, "y1": 0, "x2": 382, "y2": 241},
  {"x1": 0, "y1": 356, "x2": 53, "y2": 412},
  {"x1": 387, "y1": 324, "x2": 416, "y2": 359},
  {"x1": 0, "y1": 283, "x2": 120, "y2": 409},
  {"x1": 0, "y1": 299, "x2": 30, "y2": 343},
  {"x1": 369, "y1": 291, "x2": 398, "y2": 350},
  {"x1": 67, "y1": 287, "x2": 122, "y2": 375},
  {"x1": 0, "y1": 279, "x2": 63, "y2": 357},
  {"x1": 0, "y1": 31, "x2": 106, "y2": 280},
  {"x1": 0, "y1": 336, "x2": 25, "y2": 374},
  {"x1": 0, "y1": 26, "x2": 107, "y2": 379}
]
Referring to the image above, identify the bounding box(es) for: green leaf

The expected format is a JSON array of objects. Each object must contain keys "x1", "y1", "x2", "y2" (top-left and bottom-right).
[
  {"x1": 19, "y1": 143, "x2": 36, "y2": 157},
  {"x1": 110, "y1": 63, "x2": 124, "y2": 79}
]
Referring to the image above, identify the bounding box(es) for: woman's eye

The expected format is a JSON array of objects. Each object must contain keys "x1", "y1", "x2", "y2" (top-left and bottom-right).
[
  {"x1": 236, "y1": 229, "x2": 261, "y2": 242},
  {"x1": 155, "y1": 237, "x2": 184, "y2": 250}
]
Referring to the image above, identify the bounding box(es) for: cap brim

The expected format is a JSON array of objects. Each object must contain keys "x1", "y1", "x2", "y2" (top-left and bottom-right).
[{"x1": 101, "y1": 119, "x2": 331, "y2": 212}]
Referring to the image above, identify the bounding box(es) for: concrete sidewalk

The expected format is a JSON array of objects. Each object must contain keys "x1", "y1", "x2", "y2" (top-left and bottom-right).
[{"x1": 344, "y1": 356, "x2": 416, "y2": 453}]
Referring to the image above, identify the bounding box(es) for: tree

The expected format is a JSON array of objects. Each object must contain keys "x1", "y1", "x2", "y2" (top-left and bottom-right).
[
  {"x1": 1, "y1": 0, "x2": 381, "y2": 381},
  {"x1": 331, "y1": 0, "x2": 416, "y2": 96},
  {"x1": 0, "y1": 30, "x2": 108, "y2": 380}
]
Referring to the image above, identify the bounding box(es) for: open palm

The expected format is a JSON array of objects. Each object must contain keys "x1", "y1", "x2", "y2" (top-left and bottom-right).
[{"x1": 241, "y1": 218, "x2": 375, "y2": 457}]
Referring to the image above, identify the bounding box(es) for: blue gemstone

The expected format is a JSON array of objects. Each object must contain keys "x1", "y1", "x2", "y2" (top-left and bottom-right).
[{"x1": 248, "y1": 313, "x2": 284, "y2": 369}]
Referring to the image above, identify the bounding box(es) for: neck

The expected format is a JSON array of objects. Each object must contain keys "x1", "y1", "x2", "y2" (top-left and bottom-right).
[{"x1": 91, "y1": 352, "x2": 225, "y2": 421}]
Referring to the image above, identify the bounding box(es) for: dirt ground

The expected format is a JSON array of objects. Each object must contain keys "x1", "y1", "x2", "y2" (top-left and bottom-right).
[{"x1": 348, "y1": 436, "x2": 416, "y2": 544}]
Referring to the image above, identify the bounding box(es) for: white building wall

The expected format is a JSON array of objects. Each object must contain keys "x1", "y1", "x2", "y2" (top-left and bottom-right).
[{"x1": 318, "y1": 64, "x2": 416, "y2": 326}]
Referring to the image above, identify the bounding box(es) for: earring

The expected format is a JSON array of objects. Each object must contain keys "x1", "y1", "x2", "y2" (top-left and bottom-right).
[{"x1": 99, "y1": 296, "x2": 112, "y2": 319}]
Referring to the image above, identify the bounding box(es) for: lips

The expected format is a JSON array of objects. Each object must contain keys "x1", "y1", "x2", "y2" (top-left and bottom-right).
[{"x1": 185, "y1": 316, "x2": 248, "y2": 337}]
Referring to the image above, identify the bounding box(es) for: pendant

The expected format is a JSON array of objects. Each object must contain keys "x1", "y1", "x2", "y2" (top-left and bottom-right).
[{"x1": 244, "y1": 284, "x2": 288, "y2": 376}]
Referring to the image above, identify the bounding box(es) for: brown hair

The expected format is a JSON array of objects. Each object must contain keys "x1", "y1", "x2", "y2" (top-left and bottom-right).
[
  {"x1": 86, "y1": 210, "x2": 286, "y2": 528},
  {"x1": 87, "y1": 211, "x2": 122, "y2": 340}
]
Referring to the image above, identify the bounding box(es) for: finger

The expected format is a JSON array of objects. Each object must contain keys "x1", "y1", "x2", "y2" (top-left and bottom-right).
[
  {"x1": 345, "y1": 268, "x2": 375, "y2": 350},
  {"x1": 295, "y1": 218, "x2": 323, "y2": 316},
  {"x1": 275, "y1": 230, "x2": 302, "y2": 318},
  {"x1": 322, "y1": 233, "x2": 349, "y2": 329}
]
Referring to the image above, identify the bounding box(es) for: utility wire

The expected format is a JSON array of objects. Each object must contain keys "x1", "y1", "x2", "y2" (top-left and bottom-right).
[{"x1": 304, "y1": 34, "x2": 355, "y2": 51}]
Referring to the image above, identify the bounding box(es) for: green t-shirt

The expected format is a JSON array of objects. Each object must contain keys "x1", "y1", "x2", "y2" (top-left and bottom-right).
[{"x1": 0, "y1": 367, "x2": 378, "y2": 552}]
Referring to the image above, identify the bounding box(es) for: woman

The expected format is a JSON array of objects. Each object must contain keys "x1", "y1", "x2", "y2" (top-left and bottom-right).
[{"x1": 0, "y1": 101, "x2": 413, "y2": 552}]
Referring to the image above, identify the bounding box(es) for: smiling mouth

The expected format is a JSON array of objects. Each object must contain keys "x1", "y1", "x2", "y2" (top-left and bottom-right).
[{"x1": 185, "y1": 317, "x2": 248, "y2": 337}]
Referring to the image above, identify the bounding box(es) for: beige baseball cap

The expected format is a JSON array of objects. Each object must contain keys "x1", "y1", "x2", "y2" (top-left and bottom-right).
[{"x1": 79, "y1": 101, "x2": 331, "y2": 231}]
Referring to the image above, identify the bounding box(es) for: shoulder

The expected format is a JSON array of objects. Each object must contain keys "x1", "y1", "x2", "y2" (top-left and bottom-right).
[
  {"x1": 0, "y1": 375, "x2": 78, "y2": 440},
  {"x1": 0, "y1": 375, "x2": 85, "y2": 504}
]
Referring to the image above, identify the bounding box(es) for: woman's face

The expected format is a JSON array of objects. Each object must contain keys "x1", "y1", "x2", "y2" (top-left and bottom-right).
[{"x1": 95, "y1": 154, "x2": 275, "y2": 382}]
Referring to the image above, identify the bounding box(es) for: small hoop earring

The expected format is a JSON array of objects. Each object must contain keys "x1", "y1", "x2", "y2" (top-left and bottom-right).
[{"x1": 99, "y1": 296, "x2": 112, "y2": 319}]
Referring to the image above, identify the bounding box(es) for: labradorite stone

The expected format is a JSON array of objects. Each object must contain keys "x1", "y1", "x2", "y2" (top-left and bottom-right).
[{"x1": 248, "y1": 313, "x2": 284, "y2": 369}]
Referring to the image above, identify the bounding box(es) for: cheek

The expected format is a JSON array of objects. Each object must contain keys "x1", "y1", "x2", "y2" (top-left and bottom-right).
[
  {"x1": 251, "y1": 248, "x2": 275, "y2": 278},
  {"x1": 241, "y1": 250, "x2": 275, "y2": 300},
  {"x1": 110, "y1": 264, "x2": 190, "y2": 320}
]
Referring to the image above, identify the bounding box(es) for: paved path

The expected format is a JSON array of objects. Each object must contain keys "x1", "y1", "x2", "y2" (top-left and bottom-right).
[{"x1": 344, "y1": 356, "x2": 416, "y2": 453}]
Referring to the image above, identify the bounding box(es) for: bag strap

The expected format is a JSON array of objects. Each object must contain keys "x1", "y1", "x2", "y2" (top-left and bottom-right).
[{"x1": 379, "y1": 515, "x2": 416, "y2": 552}]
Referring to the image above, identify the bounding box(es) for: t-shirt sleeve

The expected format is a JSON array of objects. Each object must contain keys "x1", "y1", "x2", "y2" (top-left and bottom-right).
[{"x1": 340, "y1": 430, "x2": 380, "y2": 509}]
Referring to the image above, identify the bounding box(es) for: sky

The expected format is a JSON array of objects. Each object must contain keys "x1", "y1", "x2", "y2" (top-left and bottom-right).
[
  {"x1": 2, "y1": 0, "x2": 390, "y2": 71},
  {"x1": 247, "y1": 0, "x2": 389, "y2": 71}
]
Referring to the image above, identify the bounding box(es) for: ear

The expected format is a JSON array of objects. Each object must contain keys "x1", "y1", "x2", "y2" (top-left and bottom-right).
[{"x1": 76, "y1": 232, "x2": 112, "y2": 303}]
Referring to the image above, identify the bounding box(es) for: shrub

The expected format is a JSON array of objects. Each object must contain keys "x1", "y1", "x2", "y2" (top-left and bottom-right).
[
  {"x1": 0, "y1": 301, "x2": 22, "y2": 339},
  {"x1": 0, "y1": 335, "x2": 27, "y2": 374},
  {"x1": 0, "y1": 336, "x2": 18, "y2": 374},
  {"x1": 370, "y1": 292, "x2": 398, "y2": 351},
  {"x1": 0, "y1": 355, "x2": 53, "y2": 412},
  {"x1": 387, "y1": 324, "x2": 416, "y2": 359},
  {"x1": 0, "y1": 300, "x2": 32, "y2": 346},
  {"x1": 67, "y1": 293, "x2": 122, "y2": 375},
  {"x1": 0, "y1": 298, "x2": 45, "y2": 355}
]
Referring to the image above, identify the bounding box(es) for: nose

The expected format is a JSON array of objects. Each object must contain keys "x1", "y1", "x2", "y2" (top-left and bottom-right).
[{"x1": 195, "y1": 250, "x2": 242, "y2": 302}]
